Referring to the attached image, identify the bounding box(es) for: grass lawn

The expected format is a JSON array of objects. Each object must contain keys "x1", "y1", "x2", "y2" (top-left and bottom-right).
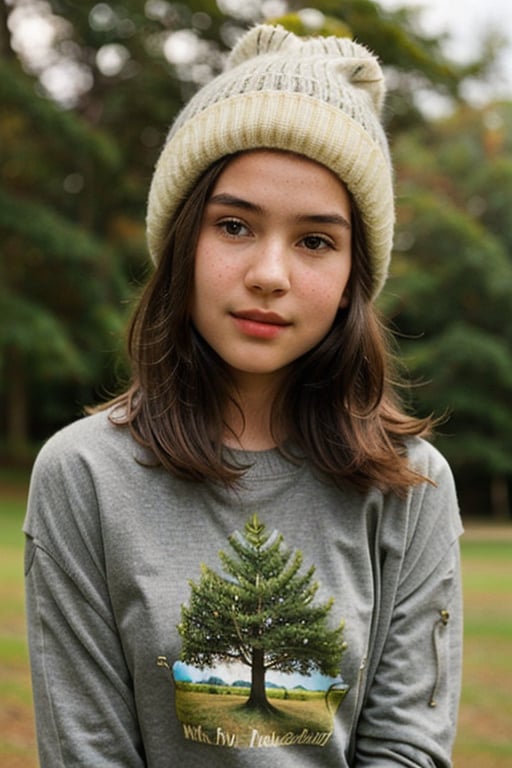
[
  {"x1": 454, "y1": 527, "x2": 512, "y2": 766},
  {"x1": 0, "y1": 478, "x2": 35, "y2": 768},
  {"x1": 1, "y1": 474, "x2": 511, "y2": 767}
]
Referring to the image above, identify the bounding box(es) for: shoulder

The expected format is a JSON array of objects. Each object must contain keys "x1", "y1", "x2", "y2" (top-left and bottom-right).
[
  {"x1": 406, "y1": 436, "x2": 455, "y2": 491},
  {"x1": 28, "y1": 409, "x2": 140, "y2": 508},
  {"x1": 400, "y1": 437, "x2": 463, "y2": 563},
  {"x1": 25, "y1": 410, "x2": 141, "y2": 542},
  {"x1": 33, "y1": 409, "x2": 133, "y2": 469},
  {"x1": 366, "y1": 438, "x2": 463, "y2": 601}
]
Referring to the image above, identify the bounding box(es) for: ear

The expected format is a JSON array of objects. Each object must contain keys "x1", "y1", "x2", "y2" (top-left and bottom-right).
[{"x1": 339, "y1": 289, "x2": 350, "y2": 309}]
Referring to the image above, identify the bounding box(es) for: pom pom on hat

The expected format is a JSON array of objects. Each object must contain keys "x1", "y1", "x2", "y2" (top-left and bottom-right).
[{"x1": 146, "y1": 24, "x2": 394, "y2": 298}]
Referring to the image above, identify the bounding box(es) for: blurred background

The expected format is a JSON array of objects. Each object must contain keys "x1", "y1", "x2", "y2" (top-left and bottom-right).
[
  {"x1": 1, "y1": 4, "x2": 511, "y2": 766},
  {"x1": 1, "y1": 0, "x2": 512, "y2": 518},
  {"x1": 2, "y1": 0, "x2": 512, "y2": 518}
]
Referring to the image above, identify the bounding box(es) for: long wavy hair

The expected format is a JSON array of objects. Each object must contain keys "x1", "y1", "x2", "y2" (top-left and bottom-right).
[{"x1": 103, "y1": 152, "x2": 433, "y2": 495}]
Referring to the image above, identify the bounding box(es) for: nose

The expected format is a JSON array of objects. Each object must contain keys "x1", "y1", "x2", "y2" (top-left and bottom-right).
[{"x1": 244, "y1": 239, "x2": 291, "y2": 296}]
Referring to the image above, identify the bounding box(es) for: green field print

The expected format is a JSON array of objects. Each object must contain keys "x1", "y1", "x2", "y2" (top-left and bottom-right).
[{"x1": 171, "y1": 680, "x2": 349, "y2": 748}]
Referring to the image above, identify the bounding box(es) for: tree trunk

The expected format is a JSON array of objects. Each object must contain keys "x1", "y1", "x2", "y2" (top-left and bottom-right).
[
  {"x1": 0, "y1": 1, "x2": 14, "y2": 59},
  {"x1": 245, "y1": 647, "x2": 277, "y2": 714},
  {"x1": 490, "y1": 475, "x2": 510, "y2": 519}
]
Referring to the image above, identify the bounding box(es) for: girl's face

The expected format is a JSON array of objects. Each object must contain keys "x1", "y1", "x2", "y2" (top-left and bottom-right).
[{"x1": 190, "y1": 150, "x2": 352, "y2": 391}]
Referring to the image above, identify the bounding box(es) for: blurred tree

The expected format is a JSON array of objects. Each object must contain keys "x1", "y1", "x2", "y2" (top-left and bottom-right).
[
  {"x1": 383, "y1": 101, "x2": 512, "y2": 517},
  {"x1": 1, "y1": 0, "x2": 510, "y2": 517},
  {"x1": 0, "y1": 51, "x2": 129, "y2": 456}
]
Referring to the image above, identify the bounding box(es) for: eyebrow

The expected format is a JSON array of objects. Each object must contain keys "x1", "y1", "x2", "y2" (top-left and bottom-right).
[{"x1": 207, "y1": 193, "x2": 351, "y2": 230}]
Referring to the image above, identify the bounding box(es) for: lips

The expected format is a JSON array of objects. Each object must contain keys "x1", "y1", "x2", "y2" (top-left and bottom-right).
[
  {"x1": 231, "y1": 309, "x2": 291, "y2": 339},
  {"x1": 231, "y1": 310, "x2": 290, "y2": 326}
]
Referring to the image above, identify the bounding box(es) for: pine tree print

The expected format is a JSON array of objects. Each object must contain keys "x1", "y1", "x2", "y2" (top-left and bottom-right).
[{"x1": 178, "y1": 514, "x2": 347, "y2": 714}]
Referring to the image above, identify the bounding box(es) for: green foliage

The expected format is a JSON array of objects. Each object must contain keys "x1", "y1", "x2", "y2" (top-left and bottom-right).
[
  {"x1": 1, "y1": 1, "x2": 511, "y2": 512},
  {"x1": 382, "y1": 102, "x2": 512, "y2": 485},
  {"x1": 0, "y1": 48, "x2": 132, "y2": 448},
  {"x1": 0, "y1": 60, "x2": 120, "y2": 169},
  {"x1": 175, "y1": 679, "x2": 325, "y2": 700}
]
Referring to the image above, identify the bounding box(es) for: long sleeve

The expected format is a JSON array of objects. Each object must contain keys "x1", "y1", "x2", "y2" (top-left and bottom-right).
[
  {"x1": 24, "y1": 435, "x2": 146, "y2": 768},
  {"x1": 353, "y1": 444, "x2": 463, "y2": 767}
]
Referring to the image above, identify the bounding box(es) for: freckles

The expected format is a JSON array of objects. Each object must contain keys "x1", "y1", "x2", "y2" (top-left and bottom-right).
[
  {"x1": 302, "y1": 283, "x2": 342, "y2": 305},
  {"x1": 196, "y1": 249, "x2": 233, "y2": 284},
  {"x1": 212, "y1": 264, "x2": 234, "y2": 282},
  {"x1": 198, "y1": 264, "x2": 239, "y2": 294}
]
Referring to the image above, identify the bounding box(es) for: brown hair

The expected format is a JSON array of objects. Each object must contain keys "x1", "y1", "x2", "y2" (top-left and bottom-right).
[{"x1": 102, "y1": 153, "x2": 433, "y2": 495}]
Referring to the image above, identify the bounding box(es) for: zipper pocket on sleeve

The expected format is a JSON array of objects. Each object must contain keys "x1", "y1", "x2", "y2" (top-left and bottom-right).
[{"x1": 429, "y1": 609, "x2": 450, "y2": 708}]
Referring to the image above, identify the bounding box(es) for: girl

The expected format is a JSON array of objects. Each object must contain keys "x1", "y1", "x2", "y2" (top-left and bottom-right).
[{"x1": 24, "y1": 24, "x2": 463, "y2": 767}]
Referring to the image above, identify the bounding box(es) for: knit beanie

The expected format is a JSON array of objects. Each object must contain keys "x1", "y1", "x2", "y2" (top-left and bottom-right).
[{"x1": 147, "y1": 23, "x2": 394, "y2": 298}]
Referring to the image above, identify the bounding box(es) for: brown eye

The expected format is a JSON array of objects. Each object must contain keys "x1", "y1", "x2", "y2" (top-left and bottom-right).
[
  {"x1": 302, "y1": 235, "x2": 330, "y2": 251},
  {"x1": 218, "y1": 219, "x2": 249, "y2": 237}
]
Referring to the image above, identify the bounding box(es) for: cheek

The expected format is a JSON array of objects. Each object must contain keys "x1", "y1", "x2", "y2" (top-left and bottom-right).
[
  {"x1": 194, "y1": 246, "x2": 238, "y2": 291},
  {"x1": 297, "y1": 270, "x2": 350, "y2": 314}
]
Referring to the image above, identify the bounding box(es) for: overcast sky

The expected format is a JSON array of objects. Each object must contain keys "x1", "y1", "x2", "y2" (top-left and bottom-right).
[{"x1": 378, "y1": 0, "x2": 512, "y2": 101}]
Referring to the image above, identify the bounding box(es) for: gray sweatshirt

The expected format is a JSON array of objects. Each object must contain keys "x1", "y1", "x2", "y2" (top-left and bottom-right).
[{"x1": 24, "y1": 410, "x2": 462, "y2": 767}]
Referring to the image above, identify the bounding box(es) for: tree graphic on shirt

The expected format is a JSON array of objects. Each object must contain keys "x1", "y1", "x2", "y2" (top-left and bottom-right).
[{"x1": 178, "y1": 514, "x2": 346, "y2": 714}]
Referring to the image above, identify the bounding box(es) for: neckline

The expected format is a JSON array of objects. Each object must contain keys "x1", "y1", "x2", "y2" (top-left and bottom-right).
[{"x1": 222, "y1": 443, "x2": 304, "y2": 479}]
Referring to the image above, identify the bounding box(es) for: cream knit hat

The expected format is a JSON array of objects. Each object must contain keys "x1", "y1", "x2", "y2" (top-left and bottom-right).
[{"x1": 147, "y1": 23, "x2": 394, "y2": 297}]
